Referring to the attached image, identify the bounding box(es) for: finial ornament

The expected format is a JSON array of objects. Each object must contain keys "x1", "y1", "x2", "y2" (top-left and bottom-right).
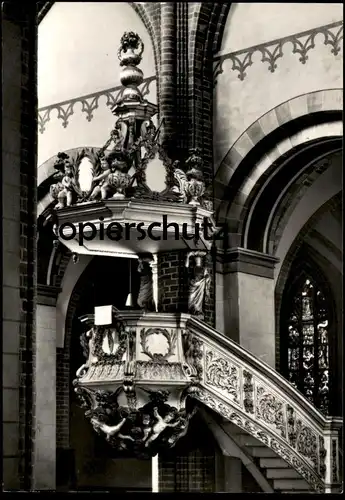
[
  {"x1": 49, "y1": 33, "x2": 212, "y2": 211},
  {"x1": 118, "y1": 32, "x2": 145, "y2": 102}
]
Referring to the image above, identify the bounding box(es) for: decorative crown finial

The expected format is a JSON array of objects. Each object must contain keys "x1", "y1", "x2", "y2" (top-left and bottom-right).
[{"x1": 117, "y1": 32, "x2": 145, "y2": 101}]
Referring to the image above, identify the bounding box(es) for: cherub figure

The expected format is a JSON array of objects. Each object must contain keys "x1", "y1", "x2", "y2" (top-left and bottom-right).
[
  {"x1": 91, "y1": 416, "x2": 134, "y2": 443},
  {"x1": 144, "y1": 407, "x2": 180, "y2": 448},
  {"x1": 142, "y1": 414, "x2": 152, "y2": 441},
  {"x1": 89, "y1": 155, "x2": 112, "y2": 200},
  {"x1": 50, "y1": 152, "x2": 79, "y2": 209},
  {"x1": 90, "y1": 150, "x2": 131, "y2": 200},
  {"x1": 167, "y1": 407, "x2": 198, "y2": 448}
]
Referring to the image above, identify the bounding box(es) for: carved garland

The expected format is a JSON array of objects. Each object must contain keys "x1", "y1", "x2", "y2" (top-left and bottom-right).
[
  {"x1": 140, "y1": 328, "x2": 177, "y2": 364},
  {"x1": 93, "y1": 324, "x2": 133, "y2": 366}
]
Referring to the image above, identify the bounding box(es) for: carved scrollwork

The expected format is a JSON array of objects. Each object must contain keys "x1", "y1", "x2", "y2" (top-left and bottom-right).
[
  {"x1": 256, "y1": 386, "x2": 286, "y2": 438},
  {"x1": 287, "y1": 404, "x2": 297, "y2": 447},
  {"x1": 182, "y1": 330, "x2": 203, "y2": 379},
  {"x1": 296, "y1": 420, "x2": 318, "y2": 470},
  {"x1": 243, "y1": 370, "x2": 254, "y2": 414},
  {"x1": 332, "y1": 439, "x2": 339, "y2": 482},
  {"x1": 136, "y1": 361, "x2": 187, "y2": 381},
  {"x1": 140, "y1": 328, "x2": 177, "y2": 364},
  {"x1": 205, "y1": 351, "x2": 240, "y2": 403},
  {"x1": 319, "y1": 436, "x2": 327, "y2": 478}
]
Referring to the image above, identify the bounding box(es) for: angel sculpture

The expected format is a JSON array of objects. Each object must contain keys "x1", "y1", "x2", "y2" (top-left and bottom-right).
[
  {"x1": 167, "y1": 407, "x2": 198, "y2": 448},
  {"x1": 89, "y1": 155, "x2": 113, "y2": 201},
  {"x1": 49, "y1": 152, "x2": 81, "y2": 209},
  {"x1": 144, "y1": 407, "x2": 180, "y2": 448},
  {"x1": 91, "y1": 416, "x2": 134, "y2": 444},
  {"x1": 173, "y1": 162, "x2": 205, "y2": 206}
]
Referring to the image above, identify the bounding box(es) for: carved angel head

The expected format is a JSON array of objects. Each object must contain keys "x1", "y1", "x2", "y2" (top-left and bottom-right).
[
  {"x1": 54, "y1": 151, "x2": 73, "y2": 174},
  {"x1": 185, "y1": 148, "x2": 203, "y2": 170},
  {"x1": 107, "y1": 149, "x2": 131, "y2": 173}
]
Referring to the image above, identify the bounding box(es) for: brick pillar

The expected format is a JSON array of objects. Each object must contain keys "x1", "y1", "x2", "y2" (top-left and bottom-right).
[
  {"x1": 2, "y1": 2, "x2": 37, "y2": 490},
  {"x1": 159, "y1": 2, "x2": 176, "y2": 153},
  {"x1": 216, "y1": 248, "x2": 279, "y2": 368},
  {"x1": 158, "y1": 250, "x2": 186, "y2": 313},
  {"x1": 175, "y1": 2, "x2": 189, "y2": 156},
  {"x1": 32, "y1": 286, "x2": 60, "y2": 489},
  {"x1": 2, "y1": 11, "x2": 22, "y2": 490}
]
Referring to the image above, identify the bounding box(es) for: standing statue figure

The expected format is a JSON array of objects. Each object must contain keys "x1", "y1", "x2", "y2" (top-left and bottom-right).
[
  {"x1": 76, "y1": 327, "x2": 96, "y2": 378},
  {"x1": 137, "y1": 255, "x2": 155, "y2": 311},
  {"x1": 185, "y1": 251, "x2": 212, "y2": 318}
]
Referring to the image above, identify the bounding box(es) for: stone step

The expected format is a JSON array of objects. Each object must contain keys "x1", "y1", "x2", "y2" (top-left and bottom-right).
[
  {"x1": 246, "y1": 446, "x2": 279, "y2": 458},
  {"x1": 273, "y1": 479, "x2": 310, "y2": 491},
  {"x1": 280, "y1": 491, "x2": 315, "y2": 494},
  {"x1": 266, "y1": 468, "x2": 302, "y2": 479},
  {"x1": 237, "y1": 434, "x2": 266, "y2": 447},
  {"x1": 260, "y1": 458, "x2": 290, "y2": 469}
]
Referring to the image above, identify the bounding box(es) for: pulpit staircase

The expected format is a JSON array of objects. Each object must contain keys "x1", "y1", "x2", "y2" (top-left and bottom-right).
[
  {"x1": 184, "y1": 317, "x2": 343, "y2": 494},
  {"x1": 74, "y1": 310, "x2": 342, "y2": 494},
  {"x1": 235, "y1": 431, "x2": 313, "y2": 492}
]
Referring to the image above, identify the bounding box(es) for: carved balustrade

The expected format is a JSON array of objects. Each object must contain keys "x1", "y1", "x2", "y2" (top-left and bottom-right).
[{"x1": 187, "y1": 316, "x2": 342, "y2": 493}]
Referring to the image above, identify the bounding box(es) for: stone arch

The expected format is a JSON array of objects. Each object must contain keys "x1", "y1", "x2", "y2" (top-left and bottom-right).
[
  {"x1": 215, "y1": 89, "x2": 343, "y2": 223},
  {"x1": 242, "y1": 137, "x2": 342, "y2": 253},
  {"x1": 274, "y1": 153, "x2": 342, "y2": 280},
  {"x1": 56, "y1": 254, "x2": 93, "y2": 348}
]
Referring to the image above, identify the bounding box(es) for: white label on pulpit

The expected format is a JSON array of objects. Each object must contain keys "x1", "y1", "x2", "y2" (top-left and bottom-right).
[{"x1": 94, "y1": 305, "x2": 112, "y2": 325}]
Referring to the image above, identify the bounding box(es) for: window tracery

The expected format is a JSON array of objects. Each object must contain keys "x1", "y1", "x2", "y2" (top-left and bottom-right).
[{"x1": 283, "y1": 272, "x2": 332, "y2": 415}]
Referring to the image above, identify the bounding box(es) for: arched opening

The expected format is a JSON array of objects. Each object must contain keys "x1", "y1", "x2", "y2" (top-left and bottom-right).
[{"x1": 279, "y1": 255, "x2": 337, "y2": 416}]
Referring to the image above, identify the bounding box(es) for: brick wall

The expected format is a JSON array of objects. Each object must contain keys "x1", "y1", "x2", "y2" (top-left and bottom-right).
[
  {"x1": 2, "y1": 3, "x2": 39, "y2": 490},
  {"x1": 158, "y1": 251, "x2": 186, "y2": 313},
  {"x1": 56, "y1": 288, "x2": 80, "y2": 449},
  {"x1": 158, "y1": 414, "x2": 216, "y2": 492},
  {"x1": 159, "y1": 450, "x2": 215, "y2": 492}
]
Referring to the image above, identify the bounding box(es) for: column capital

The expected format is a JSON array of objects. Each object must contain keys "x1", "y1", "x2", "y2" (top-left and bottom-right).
[
  {"x1": 37, "y1": 284, "x2": 62, "y2": 306},
  {"x1": 217, "y1": 247, "x2": 280, "y2": 279}
]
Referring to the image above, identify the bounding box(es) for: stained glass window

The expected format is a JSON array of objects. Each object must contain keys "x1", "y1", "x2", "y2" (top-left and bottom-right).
[{"x1": 285, "y1": 276, "x2": 330, "y2": 415}]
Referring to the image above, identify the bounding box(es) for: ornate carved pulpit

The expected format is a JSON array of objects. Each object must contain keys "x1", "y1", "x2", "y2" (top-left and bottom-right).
[
  {"x1": 46, "y1": 31, "x2": 220, "y2": 458},
  {"x1": 73, "y1": 306, "x2": 201, "y2": 458}
]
